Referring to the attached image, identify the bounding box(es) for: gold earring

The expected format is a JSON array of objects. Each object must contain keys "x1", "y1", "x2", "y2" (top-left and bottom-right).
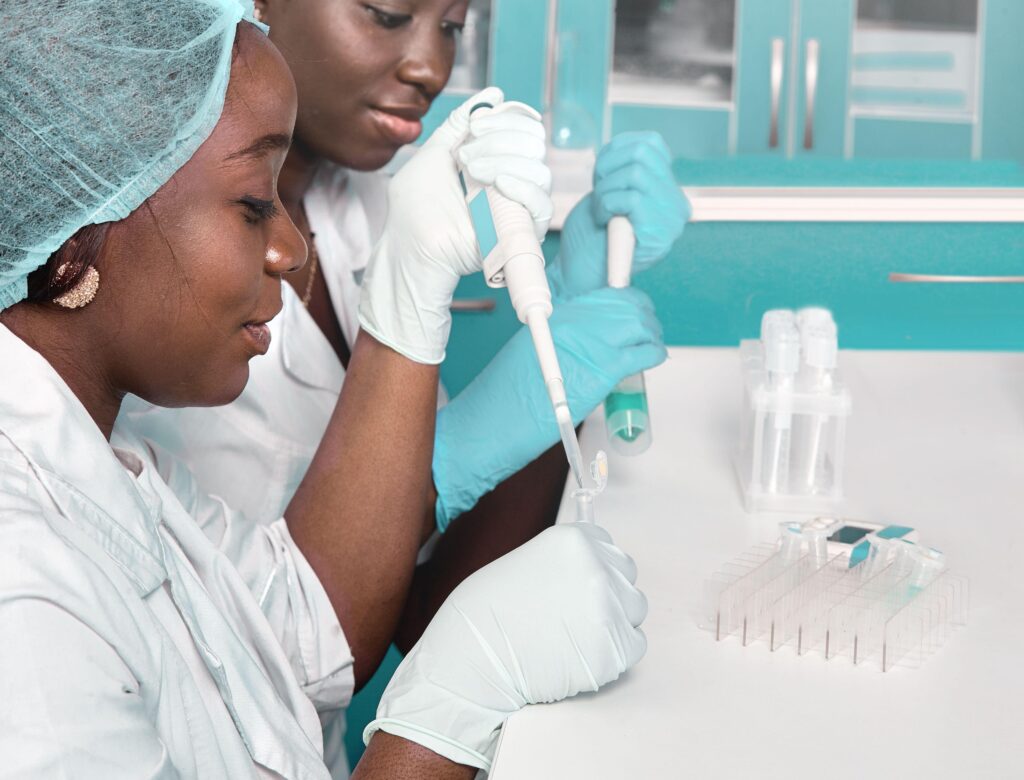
[
  {"x1": 253, "y1": 4, "x2": 264, "y2": 22},
  {"x1": 53, "y1": 264, "x2": 100, "y2": 309}
]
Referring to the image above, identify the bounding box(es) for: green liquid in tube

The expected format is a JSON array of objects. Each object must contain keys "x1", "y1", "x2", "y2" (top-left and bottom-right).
[
  {"x1": 603, "y1": 374, "x2": 652, "y2": 453},
  {"x1": 604, "y1": 391, "x2": 648, "y2": 441}
]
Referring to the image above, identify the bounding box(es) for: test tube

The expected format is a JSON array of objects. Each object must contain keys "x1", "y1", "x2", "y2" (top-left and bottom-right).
[
  {"x1": 797, "y1": 318, "x2": 838, "y2": 492},
  {"x1": 763, "y1": 319, "x2": 800, "y2": 494},
  {"x1": 603, "y1": 217, "x2": 653, "y2": 454}
]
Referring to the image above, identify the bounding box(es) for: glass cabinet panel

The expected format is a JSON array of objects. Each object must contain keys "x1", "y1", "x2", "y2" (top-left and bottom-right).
[
  {"x1": 611, "y1": 0, "x2": 737, "y2": 106},
  {"x1": 447, "y1": 0, "x2": 493, "y2": 91},
  {"x1": 546, "y1": 0, "x2": 1024, "y2": 187},
  {"x1": 851, "y1": 0, "x2": 980, "y2": 121}
]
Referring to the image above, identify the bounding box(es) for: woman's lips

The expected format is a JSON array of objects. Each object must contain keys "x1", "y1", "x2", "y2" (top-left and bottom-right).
[
  {"x1": 369, "y1": 108, "x2": 423, "y2": 146},
  {"x1": 242, "y1": 322, "x2": 271, "y2": 356}
]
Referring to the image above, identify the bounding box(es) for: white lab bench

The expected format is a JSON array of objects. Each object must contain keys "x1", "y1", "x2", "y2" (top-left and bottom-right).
[{"x1": 491, "y1": 348, "x2": 1024, "y2": 780}]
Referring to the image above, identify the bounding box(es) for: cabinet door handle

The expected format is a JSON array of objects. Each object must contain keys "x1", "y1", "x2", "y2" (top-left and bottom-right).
[
  {"x1": 803, "y1": 39, "x2": 820, "y2": 150},
  {"x1": 451, "y1": 298, "x2": 498, "y2": 312},
  {"x1": 890, "y1": 273, "x2": 1024, "y2": 283},
  {"x1": 769, "y1": 38, "x2": 785, "y2": 149}
]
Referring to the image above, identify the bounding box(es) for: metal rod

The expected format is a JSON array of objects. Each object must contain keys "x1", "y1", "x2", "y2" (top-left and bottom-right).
[{"x1": 890, "y1": 273, "x2": 1024, "y2": 284}]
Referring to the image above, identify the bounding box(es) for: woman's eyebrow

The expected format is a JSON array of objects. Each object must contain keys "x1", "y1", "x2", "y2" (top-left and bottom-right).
[{"x1": 224, "y1": 133, "x2": 292, "y2": 163}]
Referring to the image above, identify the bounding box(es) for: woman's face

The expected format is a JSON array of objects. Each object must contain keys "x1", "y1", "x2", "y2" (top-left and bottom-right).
[
  {"x1": 100, "y1": 24, "x2": 305, "y2": 409},
  {"x1": 260, "y1": 0, "x2": 470, "y2": 171}
]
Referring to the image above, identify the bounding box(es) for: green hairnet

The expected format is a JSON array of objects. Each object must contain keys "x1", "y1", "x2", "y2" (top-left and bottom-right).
[{"x1": 0, "y1": 0, "x2": 264, "y2": 310}]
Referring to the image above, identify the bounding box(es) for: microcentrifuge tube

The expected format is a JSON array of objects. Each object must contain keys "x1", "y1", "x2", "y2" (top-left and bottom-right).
[{"x1": 572, "y1": 450, "x2": 608, "y2": 524}]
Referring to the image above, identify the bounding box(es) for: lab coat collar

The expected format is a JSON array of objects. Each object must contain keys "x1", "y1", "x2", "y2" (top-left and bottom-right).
[
  {"x1": 278, "y1": 282, "x2": 346, "y2": 393},
  {"x1": 0, "y1": 325, "x2": 167, "y2": 596}
]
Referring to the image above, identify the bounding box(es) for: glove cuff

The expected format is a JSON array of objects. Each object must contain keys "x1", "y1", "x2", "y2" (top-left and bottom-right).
[{"x1": 358, "y1": 232, "x2": 459, "y2": 365}]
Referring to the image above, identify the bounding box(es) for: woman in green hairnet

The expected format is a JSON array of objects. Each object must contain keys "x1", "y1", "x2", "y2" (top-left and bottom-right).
[{"x1": 0, "y1": 2, "x2": 648, "y2": 778}]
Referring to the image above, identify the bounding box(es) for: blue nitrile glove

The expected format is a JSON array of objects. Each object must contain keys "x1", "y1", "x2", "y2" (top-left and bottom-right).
[
  {"x1": 432, "y1": 286, "x2": 667, "y2": 529},
  {"x1": 548, "y1": 131, "x2": 691, "y2": 300}
]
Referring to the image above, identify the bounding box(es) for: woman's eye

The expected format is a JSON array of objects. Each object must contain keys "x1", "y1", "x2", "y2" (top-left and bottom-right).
[
  {"x1": 441, "y1": 20, "x2": 465, "y2": 37},
  {"x1": 237, "y1": 196, "x2": 279, "y2": 225},
  {"x1": 364, "y1": 4, "x2": 410, "y2": 29}
]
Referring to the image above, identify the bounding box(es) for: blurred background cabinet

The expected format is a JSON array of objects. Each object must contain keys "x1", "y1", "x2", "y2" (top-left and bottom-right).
[{"x1": 552, "y1": 0, "x2": 1024, "y2": 186}]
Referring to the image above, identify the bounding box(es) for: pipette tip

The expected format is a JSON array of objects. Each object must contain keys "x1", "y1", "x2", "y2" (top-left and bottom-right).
[{"x1": 555, "y1": 404, "x2": 585, "y2": 488}]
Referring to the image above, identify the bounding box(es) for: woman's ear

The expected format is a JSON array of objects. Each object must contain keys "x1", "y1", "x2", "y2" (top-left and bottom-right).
[{"x1": 253, "y1": 0, "x2": 267, "y2": 23}]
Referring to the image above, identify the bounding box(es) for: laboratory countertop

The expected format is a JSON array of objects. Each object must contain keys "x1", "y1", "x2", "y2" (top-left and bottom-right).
[{"x1": 490, "y1": 347, "x2": 1024, "y2": 780}]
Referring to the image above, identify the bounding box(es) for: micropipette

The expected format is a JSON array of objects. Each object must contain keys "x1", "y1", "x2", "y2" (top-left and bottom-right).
[
  {"x1": 603, "y1": 216, "x2": 653, "y2": 454},
  {"x1": 461, "y1": 100, "x2": 585, "y2": 487}
]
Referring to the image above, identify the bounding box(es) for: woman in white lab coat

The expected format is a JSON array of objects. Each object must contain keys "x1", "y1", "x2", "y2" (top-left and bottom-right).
[
  {"x1": 122, "y1": 0, "x2": 688, "y2": 702},
  {"x1": 0, "y1": 6, "x2": 647, "y2": 778}
]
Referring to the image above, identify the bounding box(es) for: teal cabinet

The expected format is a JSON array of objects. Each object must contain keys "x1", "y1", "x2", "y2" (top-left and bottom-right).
[
  {"x1": 419, "y1": 0, "x2": 550, "y2": 138},
  {"x1": 551, "y1": 0, "x2": 1024, "y2": 186}
]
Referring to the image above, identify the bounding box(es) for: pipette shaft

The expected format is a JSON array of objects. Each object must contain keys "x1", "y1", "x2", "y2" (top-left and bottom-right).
[{"x1": 462, "y1": 100, "x2": 586, "y2": 488}]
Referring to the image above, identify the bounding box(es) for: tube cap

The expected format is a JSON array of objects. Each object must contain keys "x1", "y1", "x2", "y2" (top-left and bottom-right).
[
  {"x1": 802, "y1": 320, "x2": 838, "y2": 370},
  {"x1": 760, "y1": 309, "x2": 795, "y2": 342},
  {"x1": 764, "y1": 321, "x2": 800, "y2": 375}
]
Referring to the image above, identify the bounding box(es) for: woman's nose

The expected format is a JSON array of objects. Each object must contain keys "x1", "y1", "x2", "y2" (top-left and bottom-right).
[
  {"x1": 396, "y1": 29, "x2": 450, "y2": 99},
  {"x1": 266, "y1": 212, "x2": 306, "y2": 275}
]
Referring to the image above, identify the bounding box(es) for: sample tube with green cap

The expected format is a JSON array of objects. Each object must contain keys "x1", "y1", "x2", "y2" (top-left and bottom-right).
[{"x1": 603, "y1": 216, "x2": 653, "y2": 454}]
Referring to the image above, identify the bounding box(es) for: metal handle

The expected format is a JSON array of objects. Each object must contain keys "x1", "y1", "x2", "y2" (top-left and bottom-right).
[
  {"x1": 803, "y1": 39, "x2": 819, "y2": 150},
  {"x1": 890, "y1": 273, "x2": 1024, "y2": 284},
  {"x1": 451, "y1": 298, "x2": 498, "y2": 312},
  {"x1": 769, "y1": 38, "x2": 784, "y2": 149}
]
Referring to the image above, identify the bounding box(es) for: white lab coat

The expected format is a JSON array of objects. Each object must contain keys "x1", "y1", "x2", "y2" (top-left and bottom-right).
[
  {"x1": 118, "y1": 165, "x2": 408, "y2": 778},
  {"x1": 120, "y1": 164, "x2": 388, "y2": 523},
  {"x1": 0, "y1": 324, "x2": 354, "y2": 779}
]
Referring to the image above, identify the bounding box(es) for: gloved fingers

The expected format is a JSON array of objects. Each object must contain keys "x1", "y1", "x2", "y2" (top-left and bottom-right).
[
  {"x1": 618, "y1": 341, "x2": 669, "y2": 376},
  {"x1": 458, "y1": 130, "x2": 547, "y2": 168},
  {"x1": 493, "y1": 174, "x2": 553, "y2": 240},
  {"x1": 574, "y1": 287, "x2": 662, "y2": 346},
  {"x1": 609, "y1": 569, "x2": 648, "y2": 628},
  {"x1": 623, "y1": 626, "x2": 649, "y2": 668},
  {"x1": 466, "y1": 156, "x2": 552, "y2": 192},
  {"x1": 425, "y1": 86, "x2": 504, "y2": 152},
  {"x1": 595, "y1": 132, "x2": 674, "y2": 185},
  {"x1": 593, "y1": 161, "x2": 682, "y2": 212},
  {"x1": 469, "y1": 110, "x2": 547, "y2": 141},
  {"x1": 594, "y1": 539, "x2": 638, "y2": 584},
  {"x1": 552, "y1": 293, "x2": 662, "y2": 358},
  {"x1": 599, "y1": 130, "x2": 672, "y2": 166},
  {"x1": 591, "y1": 188, "x2": 641, "y2": 227}
]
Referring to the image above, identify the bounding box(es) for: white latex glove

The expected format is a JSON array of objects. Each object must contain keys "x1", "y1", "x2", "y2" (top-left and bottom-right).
[
  {"x1": 359, "y1": 87, "x2": 553, "y2": 364},
  {"x1": 364, "y1": 523, "x2": 648, "y2": 772}
]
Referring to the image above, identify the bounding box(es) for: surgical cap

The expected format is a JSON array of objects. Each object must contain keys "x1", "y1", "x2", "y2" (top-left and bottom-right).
[{"x1": 0, "y1": 0, "x2": 263, "y2": 310}]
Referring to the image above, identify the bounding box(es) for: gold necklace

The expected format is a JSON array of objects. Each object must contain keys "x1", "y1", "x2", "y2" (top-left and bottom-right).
[{"x1": 301, "y1": 232, "x2": 319, "y2": 308}]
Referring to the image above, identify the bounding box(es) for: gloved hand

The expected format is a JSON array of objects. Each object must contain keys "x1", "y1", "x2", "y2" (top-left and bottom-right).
[
  {"x1": 364, "y1": 522, "x2": 648, "y2": 771},
  {"x1": 433, "y1": 286, "x2": 666, "y2": 529},
  {"x1": 548, "y1": 131, "x2": 690, "y2": 300},
  {"x1": 359, "y1": 87, "x2": 553, "y2": 364}
]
